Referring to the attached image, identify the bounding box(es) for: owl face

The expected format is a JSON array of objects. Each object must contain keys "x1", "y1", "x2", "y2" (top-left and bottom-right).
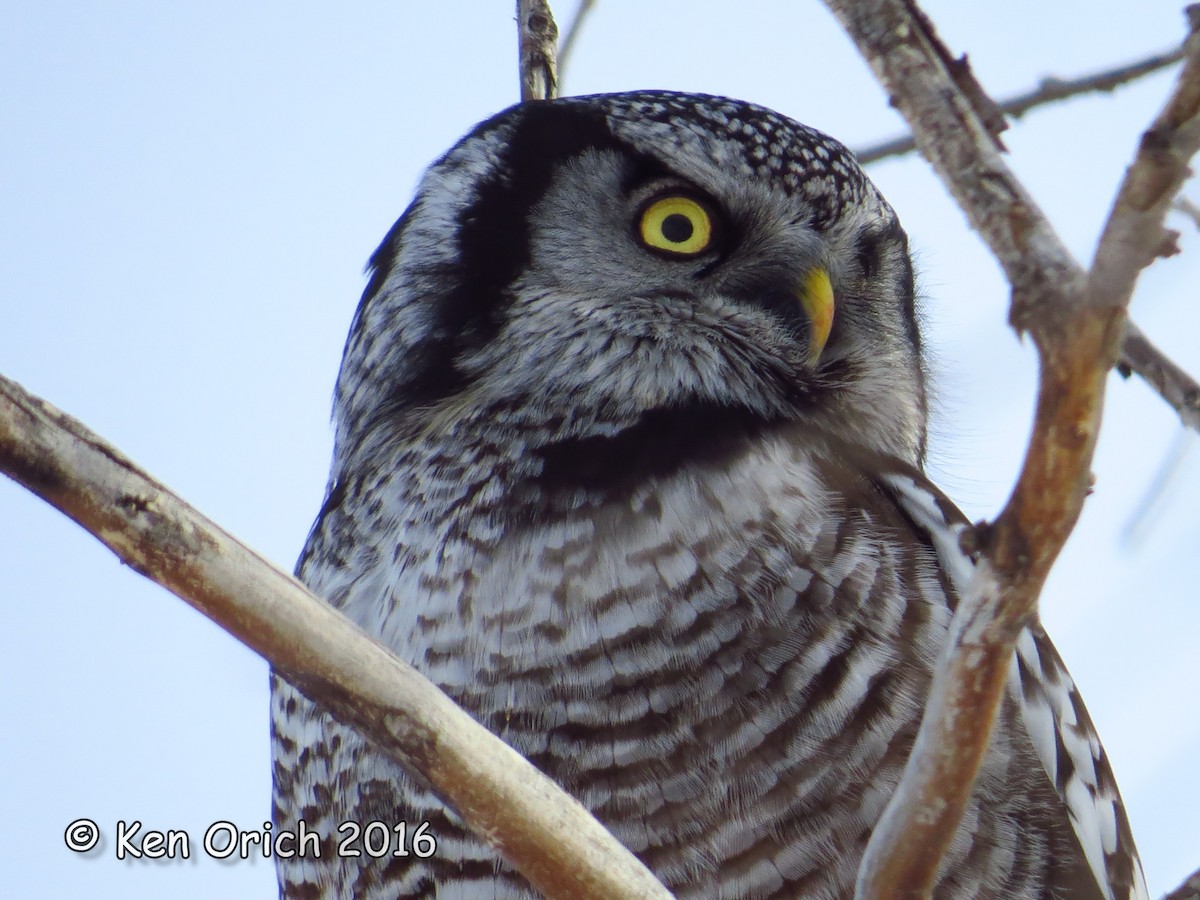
[{"x1": 336, "y1": 91, "x2": 928, "y2": 468}]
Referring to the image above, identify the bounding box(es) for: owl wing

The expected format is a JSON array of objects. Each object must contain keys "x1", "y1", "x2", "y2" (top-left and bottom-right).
[{"x1": 880, "y1": 470, "x2": 1149, "y2": 900}]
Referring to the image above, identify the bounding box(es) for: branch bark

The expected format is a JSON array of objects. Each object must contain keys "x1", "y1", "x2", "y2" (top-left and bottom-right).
[
  {"x1": 820, "y1": 1, "x2": 1200, "y2": 897},
  {"x1": 0, "y1": 374, "x2": 672, "y2": 900},
  {"x1": 518, "y1": 0, "x2": 559, "y2": 101}
]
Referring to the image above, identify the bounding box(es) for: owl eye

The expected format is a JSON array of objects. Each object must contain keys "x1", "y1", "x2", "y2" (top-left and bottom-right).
[{"x1": 637, "y1": 195, "x2": 714, "y2": 256}]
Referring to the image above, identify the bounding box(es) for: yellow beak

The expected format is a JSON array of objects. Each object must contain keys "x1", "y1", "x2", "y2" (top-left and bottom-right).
[{"x1": 798, "y1": 267, "x2": 835, "y2": 366}]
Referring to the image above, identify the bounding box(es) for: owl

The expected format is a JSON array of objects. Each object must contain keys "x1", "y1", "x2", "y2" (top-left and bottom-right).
[{"x1": 270, "y1": 91, "x2": 1147, "y2": 899}]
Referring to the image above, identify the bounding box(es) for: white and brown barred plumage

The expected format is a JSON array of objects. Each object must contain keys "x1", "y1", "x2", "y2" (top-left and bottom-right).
[{"x1": 271, "y1": 91, "x2": 1147, "y2": 898}]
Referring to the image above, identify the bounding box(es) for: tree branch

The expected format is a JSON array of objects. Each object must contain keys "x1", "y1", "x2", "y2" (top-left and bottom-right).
[
  {"x1": 820, "y1": 1, "x2": 1200, "y2": 896},
  {"x1": 855, "y1": 45, "x2": 1185, "y2": 164},
  {"x1": 0, "y1": 373, "x2": 672, "y2": 900},
  {"x1": 557, "y1": 0, "x2": 597, "y2": 87},
  {"x1": 1171, "y1": 192, "x2": 1200, "y2": 229},
  {"x1": 852, "y1": 35, "x2": 1200, "y2": 440},
  {"x1": 518, "y1": 0, "x2": 559, "y2": 101},
  {"x1": 1165, "y1": 866, "x2": 1200, "y2": 900},
  {"x1": 1119, "y1": 321, "x2": 1200, "y2": 431}
]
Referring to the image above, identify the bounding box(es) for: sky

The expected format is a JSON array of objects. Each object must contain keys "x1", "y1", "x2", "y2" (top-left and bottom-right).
[{"x1": 1, "y1": 1, "x2": 1197, "y2": 897}]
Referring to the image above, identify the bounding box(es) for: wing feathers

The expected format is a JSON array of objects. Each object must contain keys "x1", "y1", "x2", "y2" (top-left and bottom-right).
[{"x1": 879, "y1": 470, "x2": 1147, "y2": 900}]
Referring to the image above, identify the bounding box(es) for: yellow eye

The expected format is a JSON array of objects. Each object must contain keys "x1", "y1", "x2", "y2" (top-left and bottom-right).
[{"x1": 637, "y1": 195, "x2": 714, "y2": 256}]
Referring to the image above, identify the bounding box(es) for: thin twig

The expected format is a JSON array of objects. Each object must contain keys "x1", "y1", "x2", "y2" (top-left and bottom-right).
[
  {"x1": 0, "y1": 374, "x2": 673, "y2": 900},
  {"x1": 1117, "y1": 333, "x2": 1200, "y2": 436},
  {"x1": 856, "y1": 45, "x2": 1185, "y2": 164},
  {"x1": 1120, "y1": 427, "x2": 1194, "y2": 548},
  {"x1": 1119, "y1": 321, "x2": 1200, "y2": 431},
  {"x1": 821, "y1": 1, "x2": 1200, "y2": 896},
  {"x1": 518, "y1": 0, "x2": 559, "y2": 101},
  {"x1": 1171, "y1": 192, "x2": 1200, "y2": 228},
  {"x1": 557, "y1": 0, "x2": 596, "y2": 88}
]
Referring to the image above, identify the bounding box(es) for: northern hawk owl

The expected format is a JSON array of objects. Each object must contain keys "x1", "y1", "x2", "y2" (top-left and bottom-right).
[{"x1": 270, "y1": 91, "x2": 1146, "y2": 900}]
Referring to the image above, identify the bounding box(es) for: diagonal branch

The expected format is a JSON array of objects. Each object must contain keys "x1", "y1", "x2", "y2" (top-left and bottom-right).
[
  {"x1": 855, "y1": 46, "x2": 1186, "y2": 164},
  {"x1": 1171, "y1": 192, "x2": 1200, "y2": 228},
  {"x1": 0, "y1": 374, "x2": 672, "y2": 900},
  {"x1": 1119, "y1": 321, "x2": 1200, "y2": 431},
  {"x1": 1117, "y1": 329, "x2": 1200, "y2": 433},
  {"x1": 557, "y1": 0, "x2": 597, "y2": 87},
  {"x1": 821, "y1": 1, "x2": 1200, "y2": 896}
]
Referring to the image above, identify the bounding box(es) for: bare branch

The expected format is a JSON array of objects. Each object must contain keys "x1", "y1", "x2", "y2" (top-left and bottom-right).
[
  {"x1": 1165, "y1": 866, "x2": 1200, "y2": 900},
  {"x1": 518, "y1": 0, "x2": 559, "y2": 101},
  {"x1": 1171, "y1": 192, "x2": 1200, "y2": 228},
  {"x1": 821, "y1": 1, "x2": 1200, "y2": 896},
  {"x1": 856, "y1": 45, "x2": 1185, "y2": 165},
  {"x1": 1118, "y1": 194, "x2": 1200, "y2": 433},
  {"x1": 1003, "y1": 47, "x2": 1185, "y2": 119},
  {"x1": 849, "y1": 17, "x2": 1200, "y2": 442},
  {"x1": 557, "y1": 0, "x2": 597, "y2": 87},
  {"x1": 1119, "y1": 321, "x2": 1200, "y2": 431},
  {"x1": 0, "y1": 373, "x2": 673, "y2": 900},
  {"x1": 1088, "y1": 27, "x2": 1200, "y2": 314}
]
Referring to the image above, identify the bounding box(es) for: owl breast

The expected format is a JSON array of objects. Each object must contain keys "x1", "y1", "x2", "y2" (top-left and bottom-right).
[{"x1": 278, "y1": 414, "x2": 1068, "y2": 900}]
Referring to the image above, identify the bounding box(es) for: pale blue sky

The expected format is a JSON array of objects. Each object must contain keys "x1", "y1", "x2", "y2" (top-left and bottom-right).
[{"x1": 1, "y1": 2, "x2": 1197, "y2": 897}]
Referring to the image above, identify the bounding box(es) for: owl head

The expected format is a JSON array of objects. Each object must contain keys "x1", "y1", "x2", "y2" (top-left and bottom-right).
[{"x1": 334, "y1": 91, "x2": 927, "y2": 472}]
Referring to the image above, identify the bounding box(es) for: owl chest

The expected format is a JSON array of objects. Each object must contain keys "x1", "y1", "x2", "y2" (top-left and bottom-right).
[
  {"x1": 357, "y1": 444, "x2": 941, "y2": 760},
  {"x1": 317, "y1": 443, "x2": 968, "y2": 893}
]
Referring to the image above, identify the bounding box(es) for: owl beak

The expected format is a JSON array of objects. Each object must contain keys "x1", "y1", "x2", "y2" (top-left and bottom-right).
[{"x1": 797, "y1": 268, "x2": 834, "y2": 366}]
